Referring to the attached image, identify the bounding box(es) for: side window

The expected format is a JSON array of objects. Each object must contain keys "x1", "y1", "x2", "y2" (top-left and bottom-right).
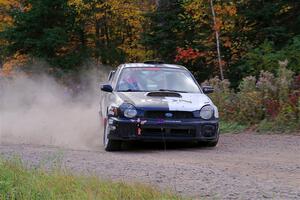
[
  {"x1": 108, "y1": 70, "x2": 115, "y2": 82},
  {"x1": 111, "y1": 67, "x2": 121, "y2": 88}
]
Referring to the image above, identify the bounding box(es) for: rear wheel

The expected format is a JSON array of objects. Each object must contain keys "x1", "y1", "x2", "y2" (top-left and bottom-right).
[{"x1": 103, "y1": 120, "x2": 121, "y2": 151}]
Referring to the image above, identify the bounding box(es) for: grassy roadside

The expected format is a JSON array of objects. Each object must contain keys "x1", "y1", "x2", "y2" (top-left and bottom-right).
[
  {"x1": 0, "y1": 159, "x2": 182, "y2": 200},
  {"x1": 219, "y1": 121, "x2": 248, "y2": 134},
  {"x1": 219, "y1": 121, "x2": 300, "y2": 134}
]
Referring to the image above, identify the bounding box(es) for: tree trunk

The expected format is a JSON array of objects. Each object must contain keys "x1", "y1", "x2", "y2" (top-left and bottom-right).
[{"x1": 210, "y1": 0, "x2": 224, "y2": 80}]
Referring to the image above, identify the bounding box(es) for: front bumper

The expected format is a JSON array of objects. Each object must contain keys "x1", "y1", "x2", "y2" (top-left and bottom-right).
[{"x1": 107, "y1": 117, "x2": 219, "y2": 142}]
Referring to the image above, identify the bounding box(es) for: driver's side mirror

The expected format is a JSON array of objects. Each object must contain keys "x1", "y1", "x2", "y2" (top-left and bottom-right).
[
  {"x1": 100, "y1": 84, "x2": 113, "y2": 92},
  {"x1": 202, "y1": 86, "x2": 214, "y2": 94}
]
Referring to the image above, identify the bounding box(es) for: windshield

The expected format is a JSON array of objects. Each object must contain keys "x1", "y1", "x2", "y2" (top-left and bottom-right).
[{"x1": 116, "y1": 67, "x2": 201, "y2": 93}]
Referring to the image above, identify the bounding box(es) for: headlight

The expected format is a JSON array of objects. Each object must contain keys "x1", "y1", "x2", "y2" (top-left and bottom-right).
[
  {"x1": 200, "y1": 105, "x2": 214, "y2": 119},
  {"x1": 121, "y1": 103, "x2": 137, "y2": 118}
]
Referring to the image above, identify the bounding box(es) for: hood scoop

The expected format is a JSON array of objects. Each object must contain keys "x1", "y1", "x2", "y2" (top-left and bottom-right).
[{"x1": 147, "y1": 92, "x2": 182, "y2": 98}]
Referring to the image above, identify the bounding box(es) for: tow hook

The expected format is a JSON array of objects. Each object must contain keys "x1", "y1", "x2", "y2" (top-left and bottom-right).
[{"x1": 136, "y1": 118, "x2": 147, "y2": 136}]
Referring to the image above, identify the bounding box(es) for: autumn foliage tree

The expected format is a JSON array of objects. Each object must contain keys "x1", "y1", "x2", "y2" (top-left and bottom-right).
[
  {"x1": 144, "y1": 0, "x2": 299, "y2": 85},
  {"x1": 142, "y1": 0, "x2": 186, "y2": 62},
  {"x1": 0, "y1": 0, "x2": 81, "y2": 71},
  {"x1": 69, "y1": 0, "x2": 153, "y2": 65},
  {"x1": 0, "y1": 0, "x2": 299, "y2": 84},
  {"x1": 0, "y1": 0, "x2": 152, "y2": 73}
]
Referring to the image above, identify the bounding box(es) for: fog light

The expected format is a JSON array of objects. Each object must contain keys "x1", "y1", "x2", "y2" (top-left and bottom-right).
[{"x1": 202, "y1": 125, "x2": 216, "y2": 137}]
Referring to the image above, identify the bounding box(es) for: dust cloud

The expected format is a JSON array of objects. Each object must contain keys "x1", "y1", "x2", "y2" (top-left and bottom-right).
[{"x1": 0, "y1": 66, "x2": 109, "y2": 150}]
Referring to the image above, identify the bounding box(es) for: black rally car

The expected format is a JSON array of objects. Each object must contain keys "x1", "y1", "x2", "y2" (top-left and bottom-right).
[{"x1": 99, "y1": 62, "x2": 219, "y2": 151}]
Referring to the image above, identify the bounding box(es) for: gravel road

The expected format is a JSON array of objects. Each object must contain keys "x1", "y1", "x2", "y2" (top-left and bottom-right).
[{"x1": 0, "y1": 133, "x2": 299, "y2": 199}]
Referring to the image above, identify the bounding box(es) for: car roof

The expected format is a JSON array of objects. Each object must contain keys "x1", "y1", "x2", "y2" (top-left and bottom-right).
[{"x1": 119, "y1": 63, "x2": 187, "y2": 70}]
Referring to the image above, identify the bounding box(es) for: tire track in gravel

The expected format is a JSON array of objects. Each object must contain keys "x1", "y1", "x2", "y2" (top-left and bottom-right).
[{"x1": 0, "y1": 133, "x2": 299, "y2": 199}]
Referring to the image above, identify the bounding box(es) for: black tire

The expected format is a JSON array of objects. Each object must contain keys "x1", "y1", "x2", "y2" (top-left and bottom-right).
[
  {"x1": 105, "y1": 140, "x2": 122, "y2": 151},
  {"x1": 203, "y1": 140, "x2": 218, "y2": 147},
  {"x1": 198, "y1": 131, "x2": 219, "y2": 147},
  {"x1": 103, "y1": 121, "x2": 121, "y2": 151},
  {"x1": 197, "y1": 139, "x2": 219, "y2": 147}
]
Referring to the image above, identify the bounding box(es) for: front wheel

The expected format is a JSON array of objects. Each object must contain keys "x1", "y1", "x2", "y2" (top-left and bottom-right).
[
  {"x1": 103, "y1": 120, "x2": 121, "y2": 151},
  {"x1": 202, "y1": 140, "x2": 218, "y2": 147},
  {"x1": 197, "y1": 140, "x2": 218, "y2": 147}
]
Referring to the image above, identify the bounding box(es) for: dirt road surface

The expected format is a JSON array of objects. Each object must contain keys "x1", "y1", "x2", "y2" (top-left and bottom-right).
[{"x1": 0, "y1": 133, "x2": 299, "y2": 199}]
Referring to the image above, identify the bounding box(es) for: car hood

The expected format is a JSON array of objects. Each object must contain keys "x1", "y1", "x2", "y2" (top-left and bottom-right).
[{"x1": 116, "y1": 92, "x2": 213, "y2": 112}]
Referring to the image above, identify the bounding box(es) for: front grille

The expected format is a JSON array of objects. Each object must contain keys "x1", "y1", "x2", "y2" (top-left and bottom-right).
[
  {"x1": 144, "y1": 111, "x2": 194, "y2": 119},
  {"x1": 116, "y1": 123, "x2": 137, "y2": 136},
  {"x1": 142, "y1": 128, "x2": 196, "y2": 138}
]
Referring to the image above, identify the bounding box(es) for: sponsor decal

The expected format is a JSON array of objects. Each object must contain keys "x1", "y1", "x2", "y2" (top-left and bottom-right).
[{"x1": 165, "y1": 93, "x2": 210, "y2": 112}]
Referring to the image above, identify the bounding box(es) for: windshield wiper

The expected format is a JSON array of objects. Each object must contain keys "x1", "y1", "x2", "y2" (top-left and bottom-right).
[{"x1": 158, "y1": 89, "x2": 188, "y2": 93}]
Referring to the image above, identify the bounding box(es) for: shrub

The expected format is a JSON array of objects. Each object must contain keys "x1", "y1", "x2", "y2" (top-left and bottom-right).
[
  {"x1": 204, "y1": 66, "x2": 299, "y2": 132},
  {"x1": 256, "y1": 71, "x2": 277, "y2": 99},
  {"x1": 202, "y1": 77, "x2": 238, "y2": 121},
  {"x1": 276, "y1": 60, "x2": 294, "y2": 102},
  {"x1": 237, "y1": 76, "x2": 263, "y2": 124},
  {"x1": 256, "y1": 71, "x2": 278, "y2": 119}
]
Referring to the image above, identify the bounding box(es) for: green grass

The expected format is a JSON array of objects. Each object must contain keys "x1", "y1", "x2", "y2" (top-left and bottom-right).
[
  {"x1": 220, "y1": 120, "x2": 299, "y2": 134},
  {"x1": 0, "y1": 159, "x2": 182, "y2": 200},
  {"x1": 257, "y1": 119, "x2": 300, "y2": 133},
  {"x1": 220, "y1": 121, "x2": 248, "y2": 134}
]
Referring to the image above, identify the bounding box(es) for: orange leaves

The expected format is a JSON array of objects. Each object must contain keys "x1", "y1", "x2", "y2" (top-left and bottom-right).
[
  {"x1": 0, "y1": 0, "x2": 20, "y2": 30},
  {"x1": 213, "y1": 18, "x2": 222, "y2": 32},
  {"x1": 213, "y1": 4, "x2": 237, "y2": 32},
  {"x1": 184, "y1": 1, "x2": 237, "y2": 32},
  {"x1": 214, "y1": 4, "x2": 237, "y2": 16},
  {"x1": 0, "y1": 0, "x2": 20, "y2": 8},
  {"x1": 226, "y1": 5, "x2": 237, "y2": 16},
  {"x1": 0, "y1": 53, "x2": 28, "y2": 77},
  {"x1": 175, "y1": 48, "x2": 206, "y2": 63},
  {"x1": 0, "y1": 0, "x2": 32, "y2": 31}
]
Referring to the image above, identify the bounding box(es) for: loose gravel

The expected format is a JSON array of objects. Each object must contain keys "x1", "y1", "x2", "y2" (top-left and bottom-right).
[{"x1": 0, "y1": 133, "x2": 299, "y2": 199}]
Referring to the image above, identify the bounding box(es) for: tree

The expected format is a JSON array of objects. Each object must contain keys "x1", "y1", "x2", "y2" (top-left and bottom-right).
[
  {"x1": 210, "y1": 0, "x2": 223, "y2": 80},
  {"x1": 228, "y1": 0, "x2": 300, "y2": 87},
  {"x1": 236, "y1": 0, "x2": 300, "y2": 47},
  {"x1": 0, "y1": 0, "x2": 81, "y2": 70},
  {"x1": 142, "y1": 0, "x2": 185, "y2": 62},
  {"x1": 69, "y1": 0, "x2": 152, "y2": 65},
  {"x1": 175, "y1": 0, "x2": 238, "y2": 81}
]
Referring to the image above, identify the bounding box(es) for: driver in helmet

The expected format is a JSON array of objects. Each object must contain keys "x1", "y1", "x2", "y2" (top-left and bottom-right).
[{"x1": 119, "y1": 70, "x2": 141, "y2": 91}]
